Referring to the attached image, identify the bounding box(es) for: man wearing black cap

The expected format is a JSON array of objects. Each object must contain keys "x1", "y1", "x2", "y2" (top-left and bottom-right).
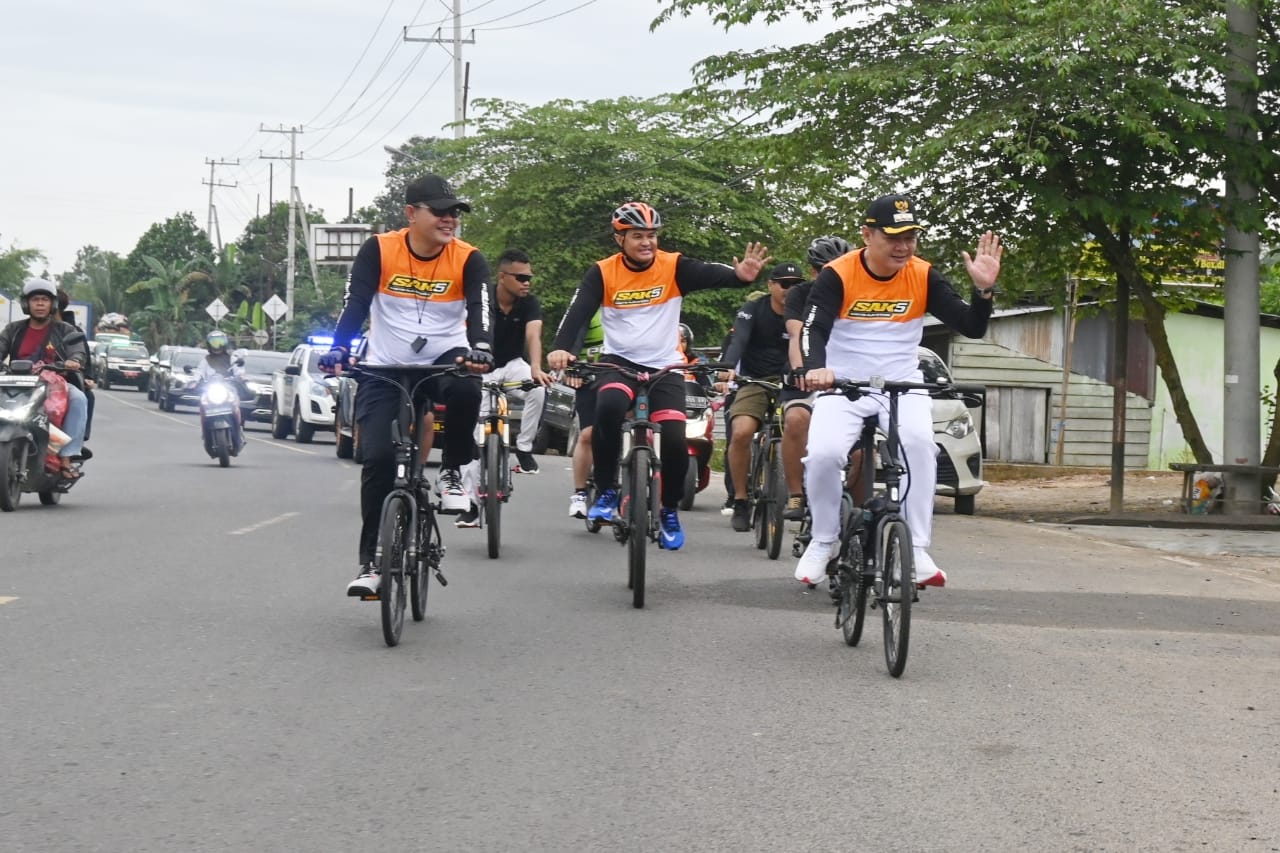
[
  {"x1": 795, "y1": 194, "x2": 1001, "y2": 590},
  {"x1": 719, "y1": 261, "x2": 800, "y2": 532},
  {"x1": 322, "y1": 174, "x2": 495, "y2": 598}
]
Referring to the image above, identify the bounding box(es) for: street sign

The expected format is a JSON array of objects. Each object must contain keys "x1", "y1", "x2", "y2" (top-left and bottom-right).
[
  {"x1": 251, "y1": 329, "x2": 269, "y2": 346},
  {"x1": 263, "y1": 295, "x2": 288, "y2": 322},
  {"x1": 205, "y1": 298, "x2": 229, "y2": 323}
]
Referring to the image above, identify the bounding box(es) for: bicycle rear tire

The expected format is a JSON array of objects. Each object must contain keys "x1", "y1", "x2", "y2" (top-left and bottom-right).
[
  {"x1": 379, "y1": 494, "x2": 411, "y2": 647},
  {"x1": 879, "y1": 519, "x2": 913, "y2": 677},
  {"x1": 765, "y1": 442, "x2": 786, "y2": 560},
  {"x1": 628, "y1": 446, "x2": 651, "y2": 609},
  {"x1": 410, "y1": 506, "x2": 435, "y2": 622},
  {"x1": 838, "y1": 494, "x2": 868, "y2": 646},
  {"x1": 484, "y1": 433, "x2": 502, "y2": 559}
]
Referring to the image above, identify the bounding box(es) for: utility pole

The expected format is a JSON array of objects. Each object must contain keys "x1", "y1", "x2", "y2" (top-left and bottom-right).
[
  {"x1": 260, "y1": 126, "x2": 303, "y2": 321},
  {"x1": 203, "y1": 158, "x2": 239, "y2": 250},
  {"x1": 404, "y1": 0, "x2": 474, "y2": 139}
]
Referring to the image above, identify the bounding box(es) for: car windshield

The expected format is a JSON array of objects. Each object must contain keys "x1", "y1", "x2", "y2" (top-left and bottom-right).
[
  {"x1": 172, "y1": 350, "x2": 205, "y2": 369},
  {"x1": 307, "y1": 350, "x2": 322, "y2": 374},
  {"x1": 241, "y1": 352, "x2": 291, "y2": 374},
  {"x1": 918, "y1": 349, "x2": 952, "y2": 385},
  {"x1": 109, "y1": 345, "x2": 149, "y2": 359}
]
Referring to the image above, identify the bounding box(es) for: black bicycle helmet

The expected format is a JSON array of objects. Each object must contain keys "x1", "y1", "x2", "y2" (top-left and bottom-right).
[
  {"x1": 678, "y1": 323, "x2": 694, "y2": 353},
  {"x1": 612, "y1": 201, "x2": 662, "y2": 232},
  {"x1": 806, "y1": 235, "x2": 853, "y2": 270}
]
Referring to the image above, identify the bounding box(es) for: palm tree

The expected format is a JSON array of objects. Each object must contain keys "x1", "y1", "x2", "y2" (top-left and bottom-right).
[{"x1": 126, "y1": 255, "x2": 212, "y2": 347}]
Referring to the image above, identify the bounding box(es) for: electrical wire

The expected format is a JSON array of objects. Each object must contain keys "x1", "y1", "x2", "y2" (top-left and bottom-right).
[{"x1": 300, "y1": 0, "x2": 400, "y2": 128}]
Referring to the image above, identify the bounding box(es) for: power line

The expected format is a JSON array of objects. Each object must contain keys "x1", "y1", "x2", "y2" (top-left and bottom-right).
[
  {"x1": 472, "y1": 0, "x2": 602, "y2": 31},
  {"x1": 300, "y1": 0, "x2": 400, "y2": 128}
]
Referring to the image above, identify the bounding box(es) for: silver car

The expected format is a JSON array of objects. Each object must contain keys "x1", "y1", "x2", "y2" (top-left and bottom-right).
[{"x1": 919, "y1": 346, "x2": 985, "y2": 515}]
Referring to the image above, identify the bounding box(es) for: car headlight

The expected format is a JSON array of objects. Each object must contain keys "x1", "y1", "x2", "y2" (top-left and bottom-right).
[
  {"x1": 311, "y1": 381, "x2": 330, "y2": 396},
  {"x1": 204, "y1": 383, "x2": 233, "y2": 405},
  {"x1": 944, "y1": 411, "x2": 974, "y2": 439}
]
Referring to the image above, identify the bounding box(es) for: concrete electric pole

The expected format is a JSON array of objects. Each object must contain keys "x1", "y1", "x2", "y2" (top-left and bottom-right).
[
  {"x1": 203, "y1": 158, "x2": 239, "y2": 250},
  {"x1": 260, "y1": 126, "x2": 303, "y2": 321},
  {"x1": 404, "y1": 0, "x2": 474, "y2": 139}
]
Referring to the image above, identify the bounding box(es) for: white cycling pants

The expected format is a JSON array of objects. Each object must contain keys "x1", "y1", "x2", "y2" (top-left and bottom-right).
[
  {"x1": 803, "y1": 390, "x2": 937, "y2": 549},
  {"x1": 478, "y1": 358, "x2": 546, "y2": 453}
]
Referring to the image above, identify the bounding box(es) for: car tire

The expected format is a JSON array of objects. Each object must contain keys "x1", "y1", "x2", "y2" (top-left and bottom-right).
[
  {"x1": 271, "y1": 406, "x2": 291, "y2": 439},
  {"x1": 955, "y1": 493, "x2": 976, "y2": 516},
  {"x1": 294, "y1": 404, "x2": 315, "y2": 443}
]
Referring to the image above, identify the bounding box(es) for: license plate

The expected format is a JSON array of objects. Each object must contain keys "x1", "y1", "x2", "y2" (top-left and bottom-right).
[{"x1": 124, "y1": 371, "x2": 139, "y2": 378}]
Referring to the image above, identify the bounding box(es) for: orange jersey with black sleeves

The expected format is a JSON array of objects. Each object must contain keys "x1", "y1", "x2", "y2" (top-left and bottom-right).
[
  {"x1": 364, "y1": 229, "x2": 480, "y2": 365},
  {"x1": 597, "y1": 250, "x2": 683, "y2": 368},
  {"x1": 822, "y1": 249, "x2": 930, "y2": 381}
]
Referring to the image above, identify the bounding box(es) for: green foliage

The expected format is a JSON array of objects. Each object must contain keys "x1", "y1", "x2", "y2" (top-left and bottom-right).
[
  {"x1": 1263, "y1": 261, "x2": 1280, "y2": 316},
  {"x1": 58, "y1": 246, "x2": 128, "y2": 318},
  {"x1": 125, "y1": 256, "x2": 213, "y2": 348},
  {"x1": 120, "y1": 213, "x2": 215, "y2": 303},
  {"x1": 0, "y1": 240, "x2": 47, "y2": 297}
]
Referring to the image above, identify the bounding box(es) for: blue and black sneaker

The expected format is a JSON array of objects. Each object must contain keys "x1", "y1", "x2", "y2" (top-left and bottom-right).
[
  {"x1": 587, "y1": 488, "x2": 620, "y2": 523},
  {"x1": 658, "y1": 508, "x2": 684, "y2": 550}
]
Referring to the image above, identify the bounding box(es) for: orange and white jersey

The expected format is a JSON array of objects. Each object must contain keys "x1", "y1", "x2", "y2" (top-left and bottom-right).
[
  {"x1": 820, "y1": 250, "x2": 929, "y2": 381},
  {"x1": 597, "y1": 251, "x2": 684, "y2": 368}
]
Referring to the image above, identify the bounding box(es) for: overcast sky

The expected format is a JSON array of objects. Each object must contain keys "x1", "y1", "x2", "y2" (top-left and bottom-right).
[{"x1": 1, "y1": 0, "x2": 822, "y2": 275}]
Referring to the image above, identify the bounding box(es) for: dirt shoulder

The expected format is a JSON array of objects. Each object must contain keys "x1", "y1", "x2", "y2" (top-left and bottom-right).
[{"x1": 959, "y1": 469, "x2": 1187, "y2": 524}]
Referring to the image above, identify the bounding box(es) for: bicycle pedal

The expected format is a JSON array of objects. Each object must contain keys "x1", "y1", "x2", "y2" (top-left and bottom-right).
[
  {"x1": 360, "y1": 594, "x2": 380, "y2": 602},
  {"x1": 434, "y1": 570, "x2": 448, "y2": 587}
]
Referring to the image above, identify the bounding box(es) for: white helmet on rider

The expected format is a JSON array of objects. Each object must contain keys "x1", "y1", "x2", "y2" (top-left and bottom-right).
[{"x1": 21, "y1": 278, "x2": 59, "y2": 313}]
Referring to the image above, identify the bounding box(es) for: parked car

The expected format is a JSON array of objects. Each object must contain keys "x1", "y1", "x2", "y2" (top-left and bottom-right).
[
  {"x1": 918, "y1": 346, "x2": 985, "y2": 515},
  {"x1": 156, "y1": 347, "x2": 208, "y2": 411},
  {"x1": 146, "y1": 345, "x2": 178, "y2": 401},
  {"x1": 97, "y1": 342, "x2": 151, "y2": 391},
  {"x1": 532, "y1": 380, "x2": 578, "y2": 455},
  {"x1": 334, "y1": 375, "x2": 360, "y2": 460},
  {"x1": 271, "y1": 343, "x2": 339, "y2": 442},
  {"x1": 236, "y1": 349, "x2": 292, "y2": 424}
]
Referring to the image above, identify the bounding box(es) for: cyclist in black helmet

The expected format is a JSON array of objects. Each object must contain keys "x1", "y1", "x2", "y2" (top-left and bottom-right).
[{"x1": 548, "y1": 202, "x2": 770, "y2": 551}]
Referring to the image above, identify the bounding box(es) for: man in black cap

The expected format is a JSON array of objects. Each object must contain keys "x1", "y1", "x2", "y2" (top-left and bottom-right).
[
  {"x1": 795, "y1": 193, "x2": 1001, "y2": 590},
  {"x1": 719, "y1": 261, "x2": 800, "y2": 532},
  {"x1": 320, "y1": 173, "x2": 495, "y2": 598}
]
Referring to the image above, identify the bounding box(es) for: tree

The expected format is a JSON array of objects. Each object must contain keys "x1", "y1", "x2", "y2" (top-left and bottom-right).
[
  {"x1": 58, "y1": 245, "x2": 129, "y2": 320},
  {"x1": 0, "y1": 239, "x2": 47, "y2": 297},
  {"x1": 125, "y1": 256, "x2": 212, "y2": 348},
  {"x1": 120, "y1": 213, "x2": 215, "y2": 304},
  {"x1": 387, "y1": 96, "x2": 795, "y2": 348},
  {"x1": 656, "y1": 0, "x2": 1275, "y2": 464}
]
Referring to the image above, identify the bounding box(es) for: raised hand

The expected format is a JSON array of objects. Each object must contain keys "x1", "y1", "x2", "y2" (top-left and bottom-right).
[
  {"x1": 962, "y1": 231, "x2": 1003, "y2": 291},
  {"x1": 733, "y1": 242, "x2": 773, "y2": 282}
]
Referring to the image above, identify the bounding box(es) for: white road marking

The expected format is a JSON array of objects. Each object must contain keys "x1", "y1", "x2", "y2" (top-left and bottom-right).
[
  {"x1": 229, "y1": 512, "x2": 299, "y2": 536},
  {"x1": 0, "y1": 596, "x2": 18, "y2": 605}
]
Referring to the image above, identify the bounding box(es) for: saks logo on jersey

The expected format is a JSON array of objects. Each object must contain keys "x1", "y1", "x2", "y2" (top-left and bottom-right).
[
  {"x1": 612, "y1": 286, "x2": 666, "y2": 307},
  {"x1": 385, "y1": 275, "x2": 454, "y2": 297},
  {"x1": 845, "y1": 299, "x2": 913, "y2": 319}
]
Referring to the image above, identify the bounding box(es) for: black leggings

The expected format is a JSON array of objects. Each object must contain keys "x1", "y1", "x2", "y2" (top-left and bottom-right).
[{"x1": 591, "y1": 359, "x2": 688, "y2": 510}]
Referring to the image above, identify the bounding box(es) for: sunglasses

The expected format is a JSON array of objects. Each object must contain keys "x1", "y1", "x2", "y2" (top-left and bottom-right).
[
  {"x1": 503, "y1": 272, "x2": 533, "y2": 283},
  {"x1": 772, "y1": 278, "x2": 804, "y2": 288},
  {"x1": 412, "y1": 203, "x2": 463, "y2": 218}
]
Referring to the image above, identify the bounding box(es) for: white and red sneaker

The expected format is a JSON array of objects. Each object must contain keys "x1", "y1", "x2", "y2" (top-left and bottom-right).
[
  {"x1": 912, "y1": 548, "x2": 947, "y2": 588},
  {"x1": 794, "y1": 540, "x2": 836, "y2": 585}
]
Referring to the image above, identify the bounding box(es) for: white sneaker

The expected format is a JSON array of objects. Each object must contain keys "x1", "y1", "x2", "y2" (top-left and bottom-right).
[
  {"x1": 794, "y1": 539, "x2": 836, "y2": 585},
  {"x1": 346, "y1": 565, "x2": 380, "y2": 598},
  {"x1": 912, "y1": 547, "x2": 947, "y2": 588},
  {"x1": 568, "y1": 490, "x2": 588, "y2": 518},
  {"x1": 438, "y1": 467, "x2": 469, "y2": 513}
]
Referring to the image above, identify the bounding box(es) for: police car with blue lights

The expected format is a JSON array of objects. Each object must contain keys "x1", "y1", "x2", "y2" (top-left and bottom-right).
[{"x1": 270, "y1": 335, "x2": 346, "y2": 443}]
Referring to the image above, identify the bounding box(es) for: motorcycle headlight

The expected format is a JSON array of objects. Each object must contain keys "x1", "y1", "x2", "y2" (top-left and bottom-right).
[
  {"x1": 0, "y1": 398, "x2": 38, "y2": 422},
  {"x1": 944, "y1": 411, "x2": 974, "y2": 439},
  {"x1": 204, "y1": 383, "x2": 233, "y2": 405}
]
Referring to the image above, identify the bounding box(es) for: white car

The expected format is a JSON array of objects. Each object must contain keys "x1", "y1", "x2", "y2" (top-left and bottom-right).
[
  {"x1": 919, "y1": 346, "x2": 985, "y2": 515},
  {"x1": 270, "y1": 343, "x2": 339, "y2": 443}
]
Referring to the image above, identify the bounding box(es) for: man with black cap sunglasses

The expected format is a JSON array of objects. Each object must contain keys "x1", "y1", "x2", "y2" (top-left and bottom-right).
[
  {"x1": 718, "y1": 261, "x2": 802, "y2": 532},
  {"x1": 322, "y1": 173, "x2": 495, "y2": 598},
  {"x1": 795, "y1": 194, "x2": 1001, "y2": 590}
]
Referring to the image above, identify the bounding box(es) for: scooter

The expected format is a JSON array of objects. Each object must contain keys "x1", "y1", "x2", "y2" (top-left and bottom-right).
[
  {"x1": 199, "y1": 375, "x2": 245, "y2": 468},
  {"x1": 679, "y1": 376, "x2": 717, "y2": 510},
  {"x1": 0, "y1": 360, "x2": 84, "y2": 510}
]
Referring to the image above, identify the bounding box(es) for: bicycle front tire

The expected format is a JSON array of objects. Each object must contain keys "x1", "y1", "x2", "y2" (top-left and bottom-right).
[
  {"x1": 750, "y1": 437, "x2": 768, "y2": 550},
  {"x1": 628, "y1": 446, "x2": 651, "y2": 609},
  {"x1": 879, "y1": 519, "x2": 913, "y2": 677},
  {"x1": 765, "y1": 440, "x2": 786, "y2": 560},
  {"x1": 378, "y1": 494, "x2": 412, "y2": 647},
  {"x1": 484, "y1": 433, "x2": 502, "y2": 559}
]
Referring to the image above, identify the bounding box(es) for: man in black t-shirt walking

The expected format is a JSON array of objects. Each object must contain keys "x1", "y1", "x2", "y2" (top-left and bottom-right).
[{"x1": 488, "y1": 248, "x2": 550, "y2": 473}]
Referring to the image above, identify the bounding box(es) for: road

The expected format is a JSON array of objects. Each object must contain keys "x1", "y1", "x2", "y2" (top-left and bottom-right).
[{"x1": 3, "y1": 388, "x2": 1279, "y2": 852}]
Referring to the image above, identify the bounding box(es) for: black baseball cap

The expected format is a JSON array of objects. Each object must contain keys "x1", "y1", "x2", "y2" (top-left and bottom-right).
[
  {"x1": 768, "y1": 262, "x2": 805, "y2": 282},
  {"x1": 405, "y1": 174, "x2": 472, "y2": 213},
  {"x1": 863, "y1": 194, "x2": 925, "y2": 234}
]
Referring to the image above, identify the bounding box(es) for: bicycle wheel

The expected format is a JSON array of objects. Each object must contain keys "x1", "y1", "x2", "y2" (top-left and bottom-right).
[
  {"x1": 484, "y1": 433, "x2": 502, "y2": 559},
  {"x1": 410, "y1": 506, "x2": 435, "y2": 622},
  {"x1": 764, "y1": 441, "x2": 786, "y2": 560},
  {"x1": 628, "y1": 446, "x2": 651, "y2": 608},
  {"x1": 837, "y1": 497, "x2": 868, "y2": 646},
  {"x1": 751, "y1": 438, "x2": 768, "y2": 550},
  {"x1": 879, "y1": 519, "x2": 914, "y2": 677},
  {"x1": 378, "y1": 494, "x2": 411, "y2": 647}
]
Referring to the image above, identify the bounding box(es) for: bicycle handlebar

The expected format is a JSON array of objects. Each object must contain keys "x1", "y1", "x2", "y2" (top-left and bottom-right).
[{"x1": 564, "y1": 361, "x2": 729, "y2": 384}]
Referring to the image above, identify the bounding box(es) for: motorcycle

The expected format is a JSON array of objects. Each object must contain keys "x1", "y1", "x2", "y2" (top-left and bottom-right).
[
  {"x1": 0, "y1": 360, "x2": 84, "y2": 510},
  {"x1": 679, "y1": 375, "x2": 717, "y2": 511},
  {"x1": 198, "y1": 374, "x2": 245, "y2": 467}
]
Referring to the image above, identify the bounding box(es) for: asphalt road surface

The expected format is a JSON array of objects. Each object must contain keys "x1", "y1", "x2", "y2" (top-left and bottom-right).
[{"x1": 3, "y1": 388, "x2": 1279, "y2": 852}]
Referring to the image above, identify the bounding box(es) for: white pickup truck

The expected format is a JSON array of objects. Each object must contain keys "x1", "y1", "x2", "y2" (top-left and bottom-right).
[{"x1": 270, "y1": 343, "x2": 339, "y2": 442}]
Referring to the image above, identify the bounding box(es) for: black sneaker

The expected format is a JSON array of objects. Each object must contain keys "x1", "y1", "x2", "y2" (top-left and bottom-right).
[
  {"x1": 783, "y1": 495, "x2": 806, "y2": 521},
  {"x1": 720, "y1": 496, "x2": 735, "y2": 517},
  {"x1": 455, "y1": 505, "x2": 480, "y2": 528},
  {"x1": 514, "y1": 450, "x2": 539, "y2": 474},
  {"x1": 731, "y1": 499, "x2": 751, "y2": 532}
]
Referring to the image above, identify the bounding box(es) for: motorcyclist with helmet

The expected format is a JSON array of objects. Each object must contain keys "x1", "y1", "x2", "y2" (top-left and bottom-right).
[
  {"x1": 547, "y1": 201, "x2": 771, "y2": 551},
  {"x1": 0, "y1": 278, "x2": 91, "y2": 478},
  {"x1": 194, "y1": 330, "x2": 248, "y2": 438}
]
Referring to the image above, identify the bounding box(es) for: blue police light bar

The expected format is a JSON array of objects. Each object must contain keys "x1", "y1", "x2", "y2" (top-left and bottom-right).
[{"x1": 306, "y1": 333, "x2": 364, "y2": 348}]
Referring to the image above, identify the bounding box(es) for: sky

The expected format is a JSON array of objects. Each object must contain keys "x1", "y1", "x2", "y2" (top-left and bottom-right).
[{"x1": 1, "y1": 0, "x2": 825, "y2": 276}]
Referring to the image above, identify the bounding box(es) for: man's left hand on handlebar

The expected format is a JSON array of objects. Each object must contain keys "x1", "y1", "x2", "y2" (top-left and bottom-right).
[
  {"x1": 804, "y1": 367, "x2": 835, "y2": 391},
  {"x1": 318, "y1": 347, "x2": 350, "y2": 376}
]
